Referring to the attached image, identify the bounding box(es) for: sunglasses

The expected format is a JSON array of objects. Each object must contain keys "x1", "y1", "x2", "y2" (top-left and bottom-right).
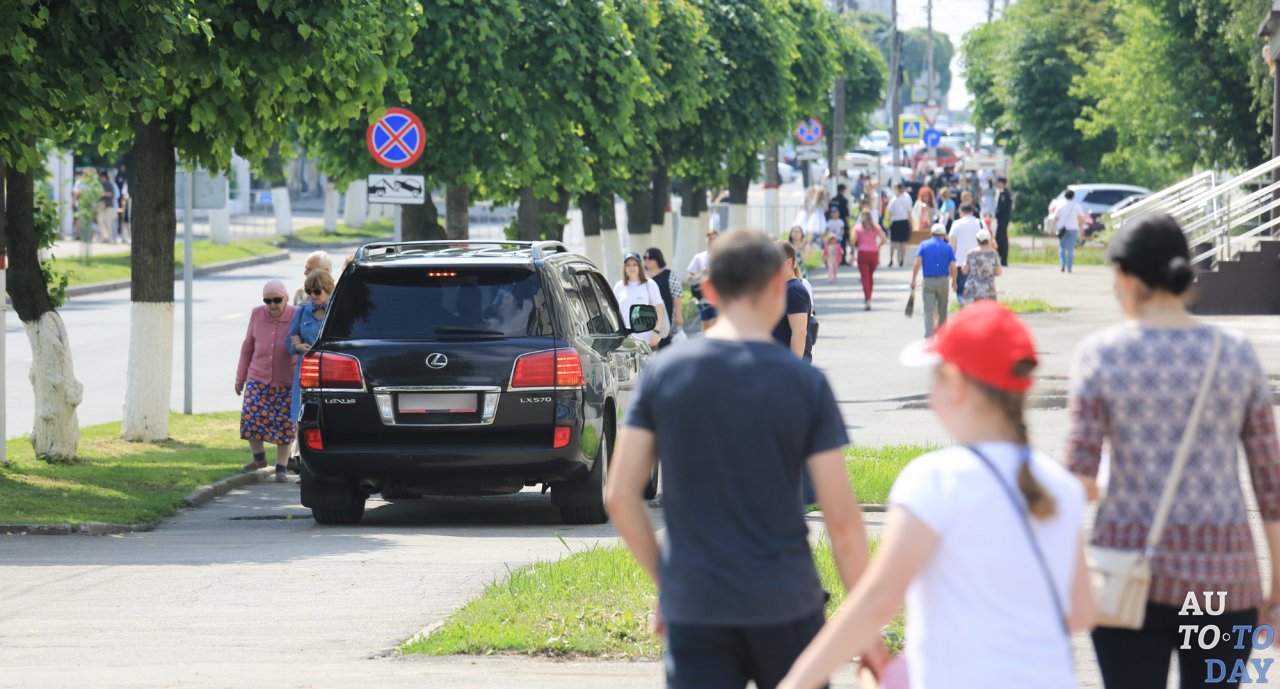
[
  {"x1": 307, "y1": 289, "x2": 326, "y2": 296},
  {"x1": 263, "y1": 297, "x2": 284, "y2": 305}
]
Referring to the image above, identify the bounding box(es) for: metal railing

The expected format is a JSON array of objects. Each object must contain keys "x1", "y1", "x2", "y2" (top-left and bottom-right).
[{"x1": 1114, "y1": 158, "x2": 1280, "y2": 266}]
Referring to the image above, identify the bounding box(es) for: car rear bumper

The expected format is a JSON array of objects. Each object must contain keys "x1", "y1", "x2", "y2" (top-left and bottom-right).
[{"x1": 299, "y1": 440, "x2": 590, "y2": 485}]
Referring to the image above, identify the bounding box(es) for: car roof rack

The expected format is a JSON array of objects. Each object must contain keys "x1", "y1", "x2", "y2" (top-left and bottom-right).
[{"x1": 353, "y1": 240, "x2": 571, "y2": 262}]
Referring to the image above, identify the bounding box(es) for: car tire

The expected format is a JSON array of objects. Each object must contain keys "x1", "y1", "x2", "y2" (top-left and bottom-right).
[
  {"x1": 643, "y1": 463, "x2": 660, "y2": 501},
  {"x1": 559, "y1": 426, "x2": 609, "y2": 525},
  {"x1": 311, "y1": 499, "x2": 366, "y2": 525}
]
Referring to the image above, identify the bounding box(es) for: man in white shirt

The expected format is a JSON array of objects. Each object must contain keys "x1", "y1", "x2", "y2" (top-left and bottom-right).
[
  {"x1": 948, "y1": 203, "x2": 983, "y2": 302},
  {"x1": 1051, "y1": 189, "x2": 1090, "y2": 273},
  {"x1": 685, "y1": 229, "x2": 718, "y2": 330},
  {"x1": 885, "y1": 184, "x2": 914, "y2": 267}
]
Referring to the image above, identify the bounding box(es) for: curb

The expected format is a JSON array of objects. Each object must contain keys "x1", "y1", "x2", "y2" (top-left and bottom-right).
[
  {"x1": 0, "y1": 467, "x2": 275, "y2": 537},
  {"x1": 61, "y1": 250, "x2": 291, "y2": 299}
]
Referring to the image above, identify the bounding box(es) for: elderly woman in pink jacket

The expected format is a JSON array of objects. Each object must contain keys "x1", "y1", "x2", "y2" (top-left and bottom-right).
[{"x1": 236, "y1": 280, "x2": 298, "y2": 482}]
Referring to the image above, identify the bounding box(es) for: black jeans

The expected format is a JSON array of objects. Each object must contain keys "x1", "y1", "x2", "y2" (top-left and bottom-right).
[
  {"x1": 1093, "y1": 602, "x2": 1259, "y2": 689},
  {"x1": 665, "y1": 609, "x2": 827, "y2": 689},
  {"x1": 996, "y1": 218, "x2": 1010, "y2": 266}
]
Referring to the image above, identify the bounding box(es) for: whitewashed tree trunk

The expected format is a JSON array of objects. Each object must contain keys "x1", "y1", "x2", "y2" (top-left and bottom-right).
[
  {"x1": 121, "y1": 302, "x2": 174, "y2": 442},
  {"x1": 24, "y1": 312, "x2": 83, "y2": 460},
  {"x1": 584, "y1": 234, "x2": 604, "y2": 271},
  {"x1": 728, "y1": 203, "x2": 749, "y2": 233},
  {"x1": 601, "y1": 227, "x2": 623, "y2": 285},
  {"x1": 322, "y1": 180, "x2": 339, "y2": 234},
  {"x1": 271, "y1": 187, "x2": 293, "y2": 236},
  {"x1": 209, "y1": 207, "x2": 230, "y2": 245},
  {"x1": 763, "y1": 186, "x2": 780, "y2": 236},
  {"x1": 343, "y1": 180, "x2": 368, "y2": 228}
]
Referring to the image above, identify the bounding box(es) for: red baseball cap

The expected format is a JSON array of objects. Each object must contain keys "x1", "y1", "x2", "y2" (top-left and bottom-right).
[{"x1": 898, "y1": 301, "x2": 1038, "y2": 392}]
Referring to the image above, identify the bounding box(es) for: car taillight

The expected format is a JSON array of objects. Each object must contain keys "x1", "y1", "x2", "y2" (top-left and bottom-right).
[
  {"x1": 300, "y1": 352, "x2": 364, "y2": 389},
  {"x1": 511, "y1": 350, "x2": 584, "y2": 389},
  {"x1": 303, "y1": 428, "x2": 324, "y2": 451},
  {"x1": 553, "y1": 426, "x2": 572, "y2": 449}
]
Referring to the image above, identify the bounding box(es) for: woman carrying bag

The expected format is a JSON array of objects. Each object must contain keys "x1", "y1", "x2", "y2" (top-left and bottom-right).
[
  {"x1": 780, "y1": 302, "x2": 1094, "y2": 689},
  {"x1": 1065, "y1": 213, "x2": 1280, "y2": 689},
  {"x1": 614, "y1": 253, "x2": 666, "y2": 349}
]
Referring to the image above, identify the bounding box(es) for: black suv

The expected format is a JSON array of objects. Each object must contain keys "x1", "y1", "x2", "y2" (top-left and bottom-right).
[{"x1": 296, "y1": 240, "x2": 658, "y2": 526}]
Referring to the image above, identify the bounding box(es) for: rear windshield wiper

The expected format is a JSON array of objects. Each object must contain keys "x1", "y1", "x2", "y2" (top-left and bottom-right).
[{"x1": 434, "y1": 326, "x2": 506, "y2": 338}]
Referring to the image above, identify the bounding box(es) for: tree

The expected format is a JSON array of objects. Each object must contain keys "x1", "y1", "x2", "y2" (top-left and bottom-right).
[
  {"x1": 960, "y1": 20, "x2": 1011, "y2": 136},
  {"x1": 0, "y1": 2, "x2": 199, "y2": 460},
  {"x1": 835, "y1": 18, "x2": 888, "y2": 141},
  {"x1": 117, "y1": 1, "x2": 418, "y2": 441},
  {"x1": 850, "y1": 10, "x2": 954, "y2": 108}
]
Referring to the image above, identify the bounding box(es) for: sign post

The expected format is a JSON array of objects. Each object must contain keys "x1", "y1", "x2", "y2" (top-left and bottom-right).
[
  {"x1": 367, "y1": 108, "x2": 426, "y2": 242},
  {"x1": 175, "y1": 169, "x2": 227, "y2": 415},
  {"x1": 0, "y1": 252, "x2": 5, "y2": 465},
  {"x1": 920, "y1": 103, "x2": 942, "y2": 128}
]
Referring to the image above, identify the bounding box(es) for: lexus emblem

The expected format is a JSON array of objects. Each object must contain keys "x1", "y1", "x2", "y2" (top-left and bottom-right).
[{"x1": 425, "y1": 353, "x2": 448, "y2": 370}]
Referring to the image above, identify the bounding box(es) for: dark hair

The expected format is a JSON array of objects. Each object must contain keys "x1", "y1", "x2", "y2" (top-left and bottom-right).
[
  {"x1": 707, "y1": 230, "x2": 783, "y2": 302},
  {"x1": 1107, "y1": 212, "x2": 1195, "y2": 295},
  {"x1": 967, "y1": 361, "x2": 1057, "y2": 520},
  {"x1": 997, "y1": 177, "x2": 1007, "y2": 184},
  {"x1": 959, "y1": 203, "x2": 973, "y2": 214},
  {"x1": 643, "y1": 247, "x2": 666, "y2": 269},
  {"x1": 1064, "y1": 189, "x2": 1075, "y2": 200},
  {"x1": 837, "y1": 184, "x2": 847, "y2": 193}
]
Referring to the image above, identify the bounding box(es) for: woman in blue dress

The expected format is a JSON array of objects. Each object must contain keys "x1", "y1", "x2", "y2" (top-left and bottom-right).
[{"x1": 287, "y1": 269, "x2": 335, "y2": 424}]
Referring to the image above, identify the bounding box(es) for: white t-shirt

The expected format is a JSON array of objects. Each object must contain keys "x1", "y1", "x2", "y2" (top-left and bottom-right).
[
  {"x1": 1054, "y1": 199, "x2": 1086, "y2": 231},
  {"x1": 614, "y1": 279, "x2": 663, "y2": 341},
  {"x1": 686, "y1": 251, "x2": 709, "y2": 284},
  {"x1": 948, "y1": 215, "x2": 983, "y2": 263},
  {"x1": 887, "y1": 193, "x2": 913, "y2": 222},
  {"x1": 888, "y1": 444, "x2": 1085, "y2": 689}
]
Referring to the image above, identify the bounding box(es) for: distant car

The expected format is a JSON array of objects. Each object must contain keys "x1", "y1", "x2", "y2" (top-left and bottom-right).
[
  {"x1": 756, "y1": 156, "x2": 799, "y2": 184},
  {"x1": 859, "y1": 130, "x2": 891, "y2": 150},
  {"x1": 909, "y1": 145, "x2": 961, "y2": 170},
  {"x1": 1044, "y1": 184, "x2": 1152, "y2": 239}
]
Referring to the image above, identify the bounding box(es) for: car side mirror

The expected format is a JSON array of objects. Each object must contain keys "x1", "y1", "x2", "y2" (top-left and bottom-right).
[{"x1": 628, "y1": 304, "x2": 657, "y2": 333}]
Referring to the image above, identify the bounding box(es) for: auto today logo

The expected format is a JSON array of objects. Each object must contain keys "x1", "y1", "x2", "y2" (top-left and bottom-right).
[
  {"x1": 1179, "y1": 591, "x2": 1276, "y2": 683},
  {"x1": 425, "y1": 353, "x2": 448, "y2": 369}
]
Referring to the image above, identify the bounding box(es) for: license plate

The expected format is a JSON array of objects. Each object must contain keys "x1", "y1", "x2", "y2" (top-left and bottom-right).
[{"x1": 397, "y1": 393, "x2": 477, "y2": 414}]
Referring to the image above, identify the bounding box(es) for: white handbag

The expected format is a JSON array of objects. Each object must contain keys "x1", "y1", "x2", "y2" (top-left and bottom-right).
[{"x1": 1087, "y1": 331, "x2": 1222, "y2": 630}]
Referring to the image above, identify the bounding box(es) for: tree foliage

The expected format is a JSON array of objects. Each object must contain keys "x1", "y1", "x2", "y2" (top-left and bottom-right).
[{"x1": 848, "y1": 10, "x2": 953, "y2": 106}]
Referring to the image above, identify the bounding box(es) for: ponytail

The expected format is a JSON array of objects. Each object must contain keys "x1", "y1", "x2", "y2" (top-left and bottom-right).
[{"x1": 971, "y1": 366, "x2": 1057, "y2": 520}]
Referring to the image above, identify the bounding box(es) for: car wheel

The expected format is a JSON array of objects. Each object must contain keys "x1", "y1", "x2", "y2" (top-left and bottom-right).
[
  {"x1": 643, "y1": 462, "x2": 660, "y2": 501},
  {"x1": 559, "y1": 426, "x2": 609, "y2": 525},
  {"x1": 311, "y1": 498, "x2": 365, "y2": 525}
]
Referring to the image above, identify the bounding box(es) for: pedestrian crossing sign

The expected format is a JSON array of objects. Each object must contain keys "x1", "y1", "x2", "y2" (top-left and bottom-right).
[{"x1": 899, "y1": 118, "x2": 924, "y2": 144}]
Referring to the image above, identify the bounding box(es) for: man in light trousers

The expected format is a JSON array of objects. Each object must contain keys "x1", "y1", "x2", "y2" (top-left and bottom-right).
[{"x1": 910, "y1": 223, "x2": 957, "y2": 337}]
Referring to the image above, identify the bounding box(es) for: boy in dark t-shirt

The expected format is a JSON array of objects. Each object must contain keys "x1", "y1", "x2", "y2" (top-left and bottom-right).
[{"x1": 607, "y1": 230, "x2": 873, "y2": 689}]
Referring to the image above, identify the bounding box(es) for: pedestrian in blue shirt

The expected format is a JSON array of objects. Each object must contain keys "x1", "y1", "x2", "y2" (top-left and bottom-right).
[
  {"x1": 909, "y1": 224, "x2": 957, "y2": 337},
  {"x1": 607, "y1": 230, "x2": 874, "y2": 689}
]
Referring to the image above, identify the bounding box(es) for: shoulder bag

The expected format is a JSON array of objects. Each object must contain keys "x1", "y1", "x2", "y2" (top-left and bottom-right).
[{"x1": 1086, "y1": 330, "x2": 1222, "y2": 629}]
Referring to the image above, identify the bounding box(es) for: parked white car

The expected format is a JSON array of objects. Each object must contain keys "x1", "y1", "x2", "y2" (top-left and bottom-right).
[{"x1": 1044, "y1": 183, "x2": 1152, "y2": 238}]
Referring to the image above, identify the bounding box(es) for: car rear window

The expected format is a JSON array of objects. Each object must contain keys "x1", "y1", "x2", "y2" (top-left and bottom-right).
[{"x1": 325, "y1": 267, "x2": 554, "y2": 340}]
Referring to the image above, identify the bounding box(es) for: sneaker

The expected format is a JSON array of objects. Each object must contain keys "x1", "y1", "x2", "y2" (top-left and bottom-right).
[
  {"x1": 242, "y1": 459, "x2": 267, "y2": 472},
  {"x1": 864, "y1": 300, "x2": 871, "y2": 311},
  {"x1": 274, "y1": 467, "x2": 288, "y2": 483}
]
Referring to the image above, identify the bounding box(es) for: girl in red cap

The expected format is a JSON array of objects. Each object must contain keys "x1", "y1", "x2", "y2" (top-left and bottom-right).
[{"x1": 780, "y1": 301, "x2": 1094, "y2": 689}]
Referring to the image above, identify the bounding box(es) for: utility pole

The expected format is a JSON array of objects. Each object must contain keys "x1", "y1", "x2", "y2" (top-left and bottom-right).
[
  {"x1": 889, "y1": 0, "x2": 902, "y2": 186},
  {"x1": 987, "y1": 0, "x2": 996, "y2": 21},
  {"x1": 828, "y1": 0, "x2": 847, "y2": 190},
  {"x1": 926, "y1": 0, "x2": 935, "y2": 105}
]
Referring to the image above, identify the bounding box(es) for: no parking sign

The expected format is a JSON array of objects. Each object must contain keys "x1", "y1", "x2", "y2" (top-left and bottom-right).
[
  {"x1": 794, "y1": 119, "x2": 824, "y2": 146},
  {"x1": 366, "y1": 107, "x2": 425, "y2": 169}
]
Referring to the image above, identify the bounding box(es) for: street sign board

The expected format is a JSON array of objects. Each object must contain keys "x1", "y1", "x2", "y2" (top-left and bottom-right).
[
  {"x1": 920, "y1": 104, "x2": 942, "y2": 127},
  {"x1": 967, "y1": 155, "x2": 1008, "y2": 172},
  {"x1": 911, "y1": 85, "x2": 927, "y2": 103},
  {"x1": 923, "y1": 128, "x2": 942, "y2": 149},
  {"x1": 174, "y1": 170, "x2": 227, "y2": 210},
  {"x1": 794, "y1": 144, "x2": 825, "y2": 161},
  {"x1": 794, "y1": 118, "x2": 824, "y2": 146},
  {"x1": 367, "y1": 107, "x2": 426, "y2": 169},
  {"x1": 898, "y1": 117, "x2": 924, "y2": 144},
  {"x1": 367, "y1": 174, "x2": 427, "y2": 205}
]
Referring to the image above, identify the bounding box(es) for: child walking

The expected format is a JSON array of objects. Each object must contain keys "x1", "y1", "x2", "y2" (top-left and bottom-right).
[{"x1": 822, "y1": 233, "x2": 844, "y2": 284}]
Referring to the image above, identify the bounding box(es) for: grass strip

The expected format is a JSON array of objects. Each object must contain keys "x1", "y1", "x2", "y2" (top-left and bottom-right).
[
  {"x1": 286, "y1": 219, "x2": 393, "y2": 245},
  {"x1": 1009, "y1": 243, "x2": 1107, "y2": 266},
  {"x1": 950, "y1": 297, "x2": 1066, "y2": 315},
  {"x1": 51, "y1": 239, "x2": 281, "y2": 288},
  {"x1": 845, "y1": 444, "x2": 936, "y2": 504},
  {"x1": 0, "y1": 412, "x2": 255, "y2": 526},
  {"x1": 403, "y1": 539, "x2": 904, "y2": 659}
]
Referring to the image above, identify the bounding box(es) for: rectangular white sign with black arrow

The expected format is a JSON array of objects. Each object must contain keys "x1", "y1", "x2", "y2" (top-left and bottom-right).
[{"x1": 366, "y1": 174, "x2": 427, "y2": 205}]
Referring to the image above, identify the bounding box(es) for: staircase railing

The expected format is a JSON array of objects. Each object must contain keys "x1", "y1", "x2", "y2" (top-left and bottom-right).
[{"x1": 1113, "y1": 158, "x2": 1280, "y2": 266}]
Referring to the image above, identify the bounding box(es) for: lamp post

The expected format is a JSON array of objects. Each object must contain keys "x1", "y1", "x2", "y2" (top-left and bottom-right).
[{"x1": 1259, "y1": 0, "x2": 1280, "y2": 231}]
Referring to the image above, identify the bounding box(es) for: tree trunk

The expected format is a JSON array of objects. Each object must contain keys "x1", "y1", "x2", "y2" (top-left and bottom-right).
[
  {"x1": 650, "y1": 166, "x2": 673, "y2": 256},
  {"x1": 727, "y1": 173, "x2": 750, "y2": 232},
  {"x1": 599, "y1": 195, "x2": 622, "y2": 283},
  {"x1": 517, "y1": 187, "x2": 540, "y2": 241},
  {"x1": 401, "y1": 197, "x2": 444, "y2": 241},
  {"x1": 123, "y1": 116, "x2": 177, "y2": 442},
  {"x1": 548, "y1": 188, "x2": 570, "y2": 242},
  {"x1": 763, "y1": 144, "x2": 781, "y2": 236},
  {"x1": 322, "y1": 179, "x2": 339, "y2": 234},
  {"x1": 445, "y1": 184, "x2": 469, "y2": 240},
  {"x1": 676, "y1": 186, "x2": 706, "y2": 277},
  {"x1": 6, "y1": 160, "x2": 85, "y2": 462},
  {"x1": 627, "y1": 185, "x2": 652, "y2": 255},
  {"x1": 580, "y1": 193, "x2": 604, "y2": 268}
]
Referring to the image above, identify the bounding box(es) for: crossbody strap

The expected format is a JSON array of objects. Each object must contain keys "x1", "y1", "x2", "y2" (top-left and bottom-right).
[
  {"x1": 1145, "y1": 330, "x2": 1222, "y2": 556},
  {"x1": 969, "y1": 446, "x2": 1070, "y2": 638}
]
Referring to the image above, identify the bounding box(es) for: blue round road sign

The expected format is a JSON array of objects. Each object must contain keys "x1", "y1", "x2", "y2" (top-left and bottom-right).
[
  {"x1": 367, "y1": 107, "x2": 425, "y2": 169},
  {"x1": 795, "y1": 118, "x2": 824, "y2": 146},
  {"x1": 923, "y1": 127, "x2": 942, "y2": 149}
]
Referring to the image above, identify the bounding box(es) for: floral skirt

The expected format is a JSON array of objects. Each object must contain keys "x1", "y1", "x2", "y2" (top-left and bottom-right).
[{"x1": 240, "y1": 379, "x2": 296, "y2": 445}]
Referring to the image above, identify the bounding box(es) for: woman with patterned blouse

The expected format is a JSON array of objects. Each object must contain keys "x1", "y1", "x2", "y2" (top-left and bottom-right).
[
  {"x1": 960, "y1": 228, "x2": 1001, "y2": 304},
  {"x1": 1065, "y1": 214, "x2": 1280, "y2": 689}
]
